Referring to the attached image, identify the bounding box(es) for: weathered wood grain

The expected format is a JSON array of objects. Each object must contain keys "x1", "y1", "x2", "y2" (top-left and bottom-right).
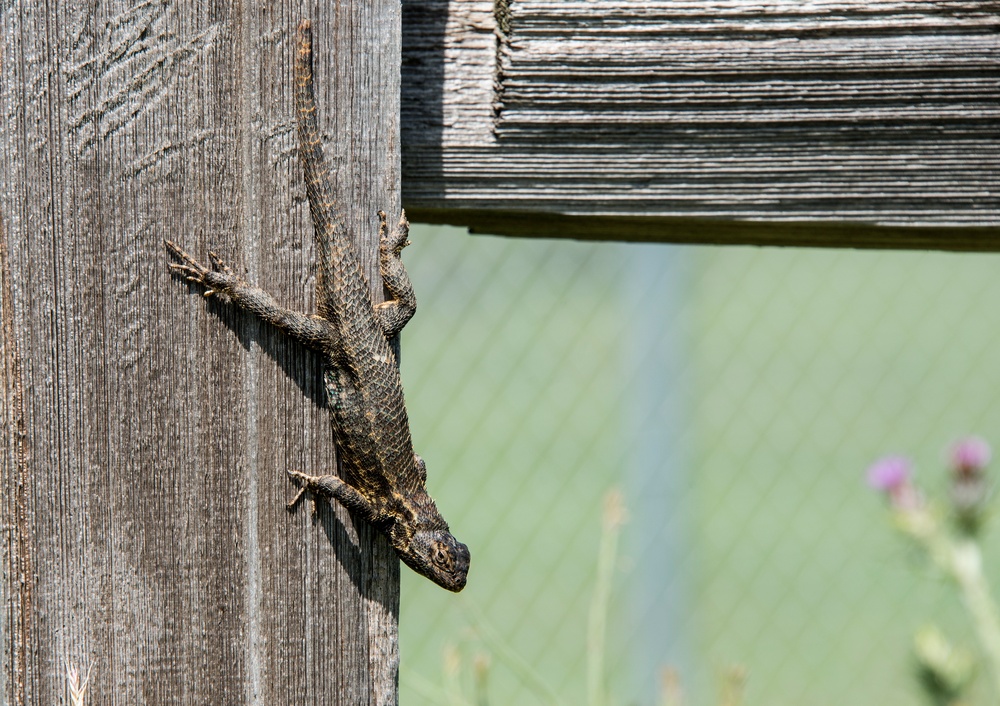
[
  {"x1": 400, "y1": 0, "x2": 1000, "y2": 247},
  {"x1": 0, "y1": 2, "x2": 401, "y2": 704}
]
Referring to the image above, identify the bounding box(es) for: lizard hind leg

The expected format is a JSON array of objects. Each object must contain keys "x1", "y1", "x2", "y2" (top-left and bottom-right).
[{"x1": 374, "y1": 210, "x2": 417, "y2": 338}]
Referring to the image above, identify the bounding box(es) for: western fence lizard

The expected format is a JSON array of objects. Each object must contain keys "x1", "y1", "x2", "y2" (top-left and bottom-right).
[{"x1": 165, "y1": 19, "x2": 470, "y2": 592}]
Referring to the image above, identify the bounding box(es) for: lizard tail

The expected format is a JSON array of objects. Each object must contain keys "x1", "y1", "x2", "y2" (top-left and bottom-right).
[{"x1": 294, "y1": 19, "x2": 348, "y2": 302}]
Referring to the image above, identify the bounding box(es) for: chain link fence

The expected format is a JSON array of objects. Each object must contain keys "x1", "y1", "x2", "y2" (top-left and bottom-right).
[{"x1": 395, "y1": 223, "x2": 1000, "y2": 706}]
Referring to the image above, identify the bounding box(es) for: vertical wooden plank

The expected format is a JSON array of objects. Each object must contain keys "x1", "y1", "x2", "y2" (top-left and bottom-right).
[
  {"x1": 0, "y1": 0, "x2": 400, "y2": 703},
  {"x1": 322, "y1": 0, "x2": 404, "y2": 702}
]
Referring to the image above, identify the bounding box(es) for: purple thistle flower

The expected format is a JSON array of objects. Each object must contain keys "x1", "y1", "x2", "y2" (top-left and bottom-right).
[
  {"x1": 949, "y1": 436, "x2": 991, "y2": 475},
  {"x1": 867, "y1": 456, "x2": 912, "y2": 493}
]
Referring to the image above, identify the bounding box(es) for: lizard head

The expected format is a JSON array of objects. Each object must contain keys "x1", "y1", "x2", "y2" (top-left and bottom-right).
[{"x1": 397, "y1": 528, "x2": 471, "y2": 592}]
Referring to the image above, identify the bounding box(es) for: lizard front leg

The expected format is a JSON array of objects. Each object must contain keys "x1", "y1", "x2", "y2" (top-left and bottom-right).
[
  {"x1": 374, "y1": 210, "x2": 416, "y2": 338},
  {"x1": 165, "y1": 240, "x2": 334, "y2": 351},
  {"x1": 286, "y1": 469, "x2": 380, "y2": 521}
]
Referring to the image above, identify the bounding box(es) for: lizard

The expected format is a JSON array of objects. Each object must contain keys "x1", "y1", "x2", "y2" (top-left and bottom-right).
[{"x1": 164, "y1": 19, "x2": 470, "y2": 592}]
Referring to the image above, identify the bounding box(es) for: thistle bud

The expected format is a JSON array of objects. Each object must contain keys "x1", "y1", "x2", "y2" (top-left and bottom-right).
[{"x1": 948, "y1": 436, "x2": 991, "y2": 535}]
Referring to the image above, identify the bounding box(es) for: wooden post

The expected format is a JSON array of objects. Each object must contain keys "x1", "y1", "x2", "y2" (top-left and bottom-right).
[{"x1": 0, "y1": 3, "x2": 401, "y2": 704}]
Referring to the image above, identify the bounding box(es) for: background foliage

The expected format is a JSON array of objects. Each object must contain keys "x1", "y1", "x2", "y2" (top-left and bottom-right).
[{"x1": 396, "y1": 224, "x2": 1000, "y2": 706}]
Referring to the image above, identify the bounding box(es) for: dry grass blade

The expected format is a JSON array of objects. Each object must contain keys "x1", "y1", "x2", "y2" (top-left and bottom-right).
[{"x1": 65, "y1": 659, "x2": 93, "y2": 706}]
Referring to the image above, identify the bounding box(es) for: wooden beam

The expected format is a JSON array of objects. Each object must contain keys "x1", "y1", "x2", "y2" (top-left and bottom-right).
[
  {"x1": 401, "y1": 0, "x2": 1000, "y2": 247},
  {"x1": 0, "y1": 3, "x2": 400, "y2": 704},
  {"x1": 406, "y1": 208, "x2": 1000, "y2": 251}
]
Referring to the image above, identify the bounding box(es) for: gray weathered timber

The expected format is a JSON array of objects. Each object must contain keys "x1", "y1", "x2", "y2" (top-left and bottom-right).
[
  {"x1": 400, "y1": 0, "x2": 1000, "y2": 248},
  {"x1": 1, "y1": 3, "x2": 401, "y2": 705}
]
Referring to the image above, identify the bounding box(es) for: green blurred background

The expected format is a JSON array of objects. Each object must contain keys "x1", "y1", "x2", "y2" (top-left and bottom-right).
[{"x1": 395, "y1": 223, "x2": 1000, "y2": 706}]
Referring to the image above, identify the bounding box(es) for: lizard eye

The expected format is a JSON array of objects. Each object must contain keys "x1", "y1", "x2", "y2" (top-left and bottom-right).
[{"x1": 431, "y1": 543, "x2": 453, "y2": 571}]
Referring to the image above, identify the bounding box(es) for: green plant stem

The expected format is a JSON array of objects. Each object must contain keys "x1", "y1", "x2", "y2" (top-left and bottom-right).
[
  {"x1": 588, "y1": 489, "x2": 625, "y2": 706},
  {"x1": 949, "y1": 539, "x2": 1000, "y2": 699},
  {"x1": 443, "y1": 644, "x2": 468, "y2": 706},
  {"x1": 900, "y1": 507, "x2": 1000, "y2": 698},
  {"x1": 718, "y1": 665, "x2": 747, "y2": 706},
  {"x1": 473, "y1": 653, "x2": 490, "y2": 706}
]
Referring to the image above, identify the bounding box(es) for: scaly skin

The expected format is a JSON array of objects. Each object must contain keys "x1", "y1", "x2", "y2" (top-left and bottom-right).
[{"x1": 165, "y1": 19, "x2": 469, "y2": 592}]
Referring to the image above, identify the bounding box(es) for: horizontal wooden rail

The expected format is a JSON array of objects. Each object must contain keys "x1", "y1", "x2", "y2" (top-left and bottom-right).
[{"x1": 400, "y1": 0, "x2": 1000, "y2": 247}]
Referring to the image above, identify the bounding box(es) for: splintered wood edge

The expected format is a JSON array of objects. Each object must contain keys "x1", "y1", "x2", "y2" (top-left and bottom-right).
[{"x1": 406, "y1": 207, "x2": 1000, "y2": 251}]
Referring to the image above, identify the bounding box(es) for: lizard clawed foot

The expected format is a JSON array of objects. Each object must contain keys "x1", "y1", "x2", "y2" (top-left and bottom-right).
[
  {"x1": 286, "y1": 469, "x2": 321, "y2": 516},
  {"x1": 165, "y1": 240, "x2": 239, "y2": 297},
  {"x1": 165, "y1": 240, "x2": 212, "y2": 288},
  {"x1": 208, "y1": 251, "x2": 235, "y2": 278},
  {"x1": 378, "y1": 209, "x2": 410, "y2": 255}
]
